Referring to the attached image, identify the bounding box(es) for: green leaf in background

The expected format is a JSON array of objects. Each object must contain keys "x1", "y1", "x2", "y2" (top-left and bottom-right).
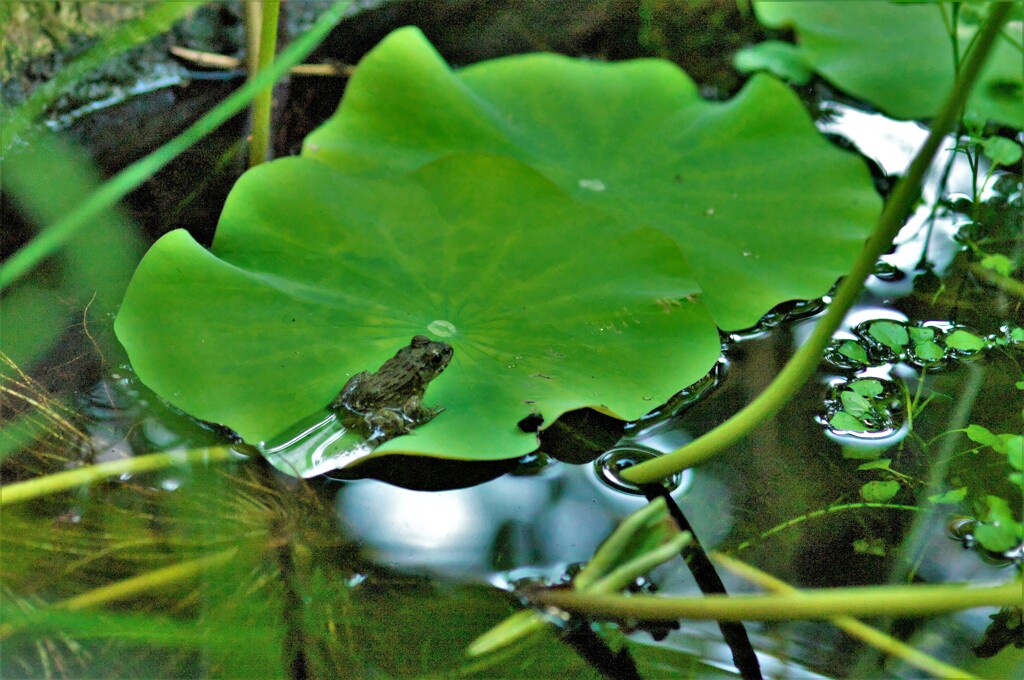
[
  {"x1": 852, "y1": 537, "x2": 886, "y2": 557},
  {"x1": 733, "y1": 40, "x2": 813, "y2": 84},
  {"x1": 860, "y1": 480, "x2": 901, "y2": 503},
  {"x1": 0, "y1": 285, "x2": 68, "y2": 371},
  {"x1": 857, "y1": 458, "x2": 893, "y2": 472},
  {"x1": 116, "y1": 155, "x2": 721, "y2": 461},
  {"x1": 981, "y1": 136, "x2": 1024, "y2": 167},
  {"x1": 965, "y1": 424, "x2": 1006, "y2": 453},
  {"x1": 980, "y1": 253, "x2": 1014, "y2": 277},
  {"x1": 929, "y1": 487, "x2": 968, "y2": 505},
  {"x1": 1006, "y1": 436, "x2": 1023, "y2": 471},
  {"x1": 841, "y1": 444, "x2": 883, "y2": 461},
  {"x1": 973, "y1": 495, "x2": 1024, "y2": 553},
  {"x1": 304, "y1": 27, "x2": 880, "y2": 331},
  {"x1": 751, "y1": 1, "x2": 1024, "y2": 127}
]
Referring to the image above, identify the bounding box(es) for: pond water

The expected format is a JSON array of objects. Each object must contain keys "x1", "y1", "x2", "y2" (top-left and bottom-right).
[{"x1": 2, "y1": 4, "x2": 1021, "y2": 679}]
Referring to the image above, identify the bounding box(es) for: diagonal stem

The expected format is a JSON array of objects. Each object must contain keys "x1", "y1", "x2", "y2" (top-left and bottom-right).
[{"x1": 622, "y1": 2, "x2": 1013, "y2": 484}]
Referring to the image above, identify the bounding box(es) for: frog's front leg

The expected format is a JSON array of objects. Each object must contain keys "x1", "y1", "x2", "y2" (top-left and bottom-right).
[{"x1": 401, "y1": 395, "x2": 445, "y2": 426}]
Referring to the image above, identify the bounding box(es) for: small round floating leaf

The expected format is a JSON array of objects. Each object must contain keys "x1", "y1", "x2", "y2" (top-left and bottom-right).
[
  {"x1": 304, "y1": 26, "x2": 880, "y2": 331},
  {"x1": 860, "y1": 480, "x2": 900, "y2": 503},
  {"x1": 868, "y1": 320, "x2": 909, "y2": 354},
  {"x1": 837, "y1": 339, "x2": 869, "y2": 365},
  {"x1": 907, "y1": 326, "x2": 935, "y2": 343},
  {"x1": 912, "y1": 340, "x2": 944, "y2": 363},
  {"x1": 946, "y1": 329, "x2": 987, "y2": 352},
  {"x1": 848, "y1": 379, "x2": 883, "y2": 398},
  {"x1": 840, "y1": 390, "x2": 873, "y2": 420},
  {"x1": 830, "y1": 411, "x2": 868, "y2": 433},
  {"x1": 115, "y1": 154, "x2": 721, "y2": 462}
]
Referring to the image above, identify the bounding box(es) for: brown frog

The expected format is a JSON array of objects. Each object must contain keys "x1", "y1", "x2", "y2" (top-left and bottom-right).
[{"x1": 329, "y1": 335, "x2": 453, "y2": 442}]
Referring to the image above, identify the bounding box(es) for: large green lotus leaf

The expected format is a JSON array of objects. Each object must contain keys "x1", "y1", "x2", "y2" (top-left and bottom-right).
[
  {"x1": 304, "y1": 26, "x2": 881, "y2": 331},
  {"x1": 115, "y1": 154, "x2": 721, "y2": 460},
  {"x1": 752, "y1": 1, "x2": 1023, "y2": 127}
]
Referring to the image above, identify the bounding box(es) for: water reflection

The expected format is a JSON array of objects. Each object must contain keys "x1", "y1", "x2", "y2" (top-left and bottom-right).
[
  {"x1": 334, "y1": 462, "x2": 729, "y2": 582},
  {"x1": 818, "y1": 102, "x2": 980, "y2": 297}
]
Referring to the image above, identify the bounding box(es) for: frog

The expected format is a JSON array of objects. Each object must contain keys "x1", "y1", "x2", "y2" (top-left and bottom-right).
[{"x1": 329, "y1": 335, "x2": 453, "y2": 443}]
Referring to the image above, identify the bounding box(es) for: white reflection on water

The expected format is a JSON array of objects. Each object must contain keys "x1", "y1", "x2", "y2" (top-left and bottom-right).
[
  {"x1": 335, "y1": 463, "x2": 731, "y2": 581},
  {"x1": 336, "y1": 472, "x2": 552, "y2": 578},
  {"x1": 818, "y1": 103, "x2": 985, "y2": 299}
]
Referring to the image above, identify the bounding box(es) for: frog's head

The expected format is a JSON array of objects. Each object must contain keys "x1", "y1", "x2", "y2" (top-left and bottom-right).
[{"x1": 410, "y1": 334, "x2": 453, "y2": 379}]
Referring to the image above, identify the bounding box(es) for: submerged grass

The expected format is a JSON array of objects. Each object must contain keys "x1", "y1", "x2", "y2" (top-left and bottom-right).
[{"x1": 0, "y1": 447, "x2": 237, "y2": 506}]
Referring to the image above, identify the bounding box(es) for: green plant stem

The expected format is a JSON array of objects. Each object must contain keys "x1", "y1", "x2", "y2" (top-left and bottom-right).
[
  {"x1": 970, "y1": 262, "x2": 1024, "y2": 298},
  {"x1": 710, "y1": 552, "x2": 977, "y2": 679},
  {"x1": 0, "y1": 1, "x2": 205, "y2": 154},
  {"x1": 574, "y1": 497, "x2": 667, "y2": 590},
  {"x1": 622, "y1": 1, "x2": 1013, "y2": 484},
  {"x1": 467, "y1": 499, "x2": 685, "y2": 658},
  {"x1": 465, "y1": 610, "x2": 545, "y2": 658},
  {"x1": 0, "y1": 447, "x2": 235, "y2": 506},
  {"x1": 0, "y1": 0, "x2": 352, "y2": 292},
  {"x1": 532, "y1": 579, "x2": 1021, "y2": 622},
  {"x1": 0, "y1": 548, "x2": 238, "y2": 639},
  {"x1": 588, "y1": 531, "x2": 692, "y2": 594},
  {"x1": 728, "y1": 501, "x2": 923, "y2": 555},
  {"x1": 248, "y1": 0, "x2": 281, "y2": 167},
  {"x1": 59, "y1": 548, "x2": 238, "y2": 610}
]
